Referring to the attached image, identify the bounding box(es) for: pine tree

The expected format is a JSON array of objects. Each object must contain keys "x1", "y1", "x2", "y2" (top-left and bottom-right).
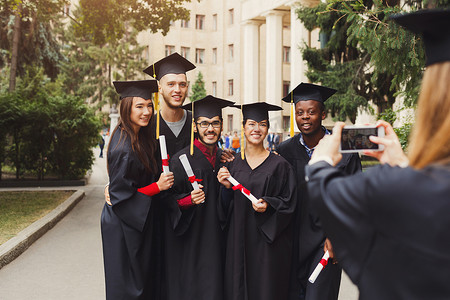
[
  {"x1": 190, "y1": 71, "x2": 207, "y2": 102},
  {"x1": 296, "y1": 0, "x2": 448, "y2": 122}
]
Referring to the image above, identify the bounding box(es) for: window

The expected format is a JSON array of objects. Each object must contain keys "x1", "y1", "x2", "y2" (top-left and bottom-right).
[
  {"x1": 212, "y1": 81, "x2": 217, "y2": 96},
  {"x1": 195, "y1": 48, "x2": 205, "y2": 64},
  {"x1": 283, "y1": 47, "x2": 291, "y2": 63},
  {"x1": 181, "y1": 19, "x2": 189, "y2": 28},
  {"x1": 180, "y1": 47, "x2": 190, "y2": 60},
  {"x1": 228, "y1": 44, "x2": 234, "y2": 62},
  {"x1": 229, "y1": 9, "x2": 234, "y2": 25},
  {"x1": 228, "y1": 79, "x2": 234, "y2": 96},
  {"x1": 283, "y1": 81, "x2": 290, "y2": 98},
  {"x1": 212, "y1": 14, "x2": 218, "y2": 31},
  {"x1": 196, "y1": 15, "x2": 205, "y2": 30},
  {"x1": 283, "y1": 116, "x2": 290, "y2": 131},
  {"x1": 227, "y1": 114, "x2": 234, "y2": 132},
  {"x1": 165, "y1": 45, "x2": 175, "y2": 57},
  {"x1": 212, "y1": 48, "x2": 217, "y2": 64}
]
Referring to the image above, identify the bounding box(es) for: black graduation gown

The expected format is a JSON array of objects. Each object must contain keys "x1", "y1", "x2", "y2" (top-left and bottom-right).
[
  {"x1": 100, "y1": 130, "x2": 160, "y2": 300},
  {"x1": 152, "y1": 110, "x2": 192, "y2": 158},
  {"x1": 221, "y1": 153, "x2": 297, "y2": 300},
  {"x1": 277, "y1": 134, "x2": 361, "y2": 300},
  {"x1": 161, "y1": 144, "x2": 225, "y2": 300},
  {"x1": 306, "y1": 162, "x2": 450, "y2": 300}
]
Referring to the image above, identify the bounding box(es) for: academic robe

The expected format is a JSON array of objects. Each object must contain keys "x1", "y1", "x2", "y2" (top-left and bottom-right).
[
  {"x1": 152, "y1": 110, "x2": 192, "y2": 158},
  {"x1": 277, "y1": 134, "x2": 361, "y2": 300},
  {"x1": 101, "y1": 129, "x2": 161, "y2": 300},
  {"x1": 306, "y1": 161, "x2": 450, "y2": 300},
  {"x1": 161, "y1": 144, "x2": 225, "y2": 300},
  {"x1": 221, "y1": 153, "x2": 297, "y2": 300}
]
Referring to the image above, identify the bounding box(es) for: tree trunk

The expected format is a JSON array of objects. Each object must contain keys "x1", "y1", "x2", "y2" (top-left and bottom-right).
[{"x1": 9, "y1": 4, "x2": 22, "y2": 92}]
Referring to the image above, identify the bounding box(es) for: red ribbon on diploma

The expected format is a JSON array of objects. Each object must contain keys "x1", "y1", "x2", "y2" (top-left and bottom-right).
[
  {"x1": 161, "y1": 155, "x2": 170, "y2": 171},
  {"x1": 319, "y1": 258, "x2": 328, "y2": 268},
  {"x1": 188, "y1": 175, "x2": 203, "y2": 183},
  {"x1": 232, "y1": 184, "x2": 251, "y2": 196}
]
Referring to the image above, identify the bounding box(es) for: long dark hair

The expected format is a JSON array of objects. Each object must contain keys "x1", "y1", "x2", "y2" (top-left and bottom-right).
[{"x1": 108, "y1": 96, "x2": 157, "y2": 173}]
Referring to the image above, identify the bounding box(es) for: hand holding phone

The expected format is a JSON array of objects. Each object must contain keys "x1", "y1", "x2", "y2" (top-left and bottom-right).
[{"x1": 340, "y1": 126, "x2": 385, "y2": 153}]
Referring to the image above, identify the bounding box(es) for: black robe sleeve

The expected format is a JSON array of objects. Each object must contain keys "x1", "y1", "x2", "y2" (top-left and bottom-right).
[{"x1": 108, "y1": 135, "x2": 154, "y2": 232}]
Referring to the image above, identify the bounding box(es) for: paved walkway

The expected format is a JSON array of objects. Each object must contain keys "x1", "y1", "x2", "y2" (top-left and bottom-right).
[{"x1": 0, "y1": 148, "x2": 359, "y2": 300}]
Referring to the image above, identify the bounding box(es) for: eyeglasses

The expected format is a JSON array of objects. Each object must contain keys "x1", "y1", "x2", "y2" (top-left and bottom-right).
[{"x1": 196, "y1": 121, "x2": 222, "y2": 128}]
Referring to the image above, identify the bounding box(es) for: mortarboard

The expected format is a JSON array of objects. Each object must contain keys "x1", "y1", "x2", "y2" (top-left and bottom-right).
[
  {"x1": 281, "y1": 82, "x2": 337, "y2": 104},
  {"x1": 143, "y1": 52, "x2": 196, "y2": 80},
  {"x1": 113, "y1": 80, "x2": 158, "y2": 99},
  {"x1": 281, "y1": 82, "x2": 336, "y2": 137},
  {"x1": 390, "y1": 9, "x2": 450, "y2": 67},
  {"x1": 182, "y1": 95, "x2": 235, "y2": 119},
  {"x1": 232, "y1": 102, "x2": 282, "y2": 159},
  {"x1": 183, "y1": 95, "x2": 235, "y2": 155}
]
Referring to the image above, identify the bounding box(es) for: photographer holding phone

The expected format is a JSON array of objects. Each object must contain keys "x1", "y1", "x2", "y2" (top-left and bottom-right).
[{"x1": 305, "y1": 9, "x2": 450, "y2": 299}]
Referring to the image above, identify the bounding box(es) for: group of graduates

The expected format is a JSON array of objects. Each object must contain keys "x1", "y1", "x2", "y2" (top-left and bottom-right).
[{"x1": 100, "y1": 8, "x2": 450, "y2": 300}]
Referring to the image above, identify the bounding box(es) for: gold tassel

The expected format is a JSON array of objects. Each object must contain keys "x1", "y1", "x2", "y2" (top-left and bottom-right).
[
  {"x1": 190, "y1": 101, "x2": 194, "y2": 156},
  {"x1": 290, "y1": 92, "x2": 295, "y2": 137},
  {"x1": 240, "y1": 104, "x2": 245, "y2": 160},
  {"x1": 155, "y1": 92, "x2": 160, "y2": 139}
]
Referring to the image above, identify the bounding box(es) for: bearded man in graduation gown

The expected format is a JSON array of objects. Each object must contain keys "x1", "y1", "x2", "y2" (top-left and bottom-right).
[
  {"x1": 277, "y1": 83, "x2": 362, "y2": 300},
  {"x1": 161, "y1": 96, "x2": 235, "y2": 300}
]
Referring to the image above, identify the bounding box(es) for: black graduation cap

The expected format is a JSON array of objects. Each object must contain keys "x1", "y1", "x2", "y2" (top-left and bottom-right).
[
  {"x1": 113, "y1": 80, "x2": 158, "y2": 99},
  {"x1": 143, "y1": 52, "x2": 196, "y2": 80},
  {"x1": 390, "y1": 9, "x2": 450, "y2": 66},
  {"x1": 234, "y1": 102, "x2": 283, "y2": 122},
  {"x1": 281, "y1": 82, "x2": 337, "y2": 104},
  {"x1": 182, "y1": 95, "x2": 235, "y2": 119}
]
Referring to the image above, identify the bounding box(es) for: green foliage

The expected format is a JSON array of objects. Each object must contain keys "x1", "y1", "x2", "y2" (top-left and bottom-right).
[
  {"x1": 296, "y1": 0, "x2": 448, "y2": 123},
  {"x1": 394, "y1": 122, "x2": 413, "y2": 151},
  {"x1": 378, "y1": 107, "x2": 397, "y2": 125},
  {"x1": 0, "y1": 66, "x2": 101, "y2": 180},
  {"x1": 74, "y1": 0, "x2": 193, "y2": 46},
  {"x1": 0, "y1": 0, "x2": 67, "y2": 78},
  {"x1": 190, "y1": 71, "x2": 207, "y2": 102}
]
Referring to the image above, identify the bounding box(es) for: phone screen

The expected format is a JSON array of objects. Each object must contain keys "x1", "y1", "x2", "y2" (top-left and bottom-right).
[{"x1": 341, "y1": 127, "x2": 379, "y2": 151}]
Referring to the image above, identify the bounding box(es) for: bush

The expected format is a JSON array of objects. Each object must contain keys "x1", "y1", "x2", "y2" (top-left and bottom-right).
[{"x1": 0, "y1": 67, "x2": 101, "y2": 180}]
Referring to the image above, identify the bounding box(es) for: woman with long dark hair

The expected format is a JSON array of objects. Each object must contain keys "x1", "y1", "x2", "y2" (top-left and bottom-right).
[
  {"x1": 101, "y1": 80, "x2": 174, "y2": 300},
  {"x1": 305, "y1": 10, "x2": 450, "y2": 299}
]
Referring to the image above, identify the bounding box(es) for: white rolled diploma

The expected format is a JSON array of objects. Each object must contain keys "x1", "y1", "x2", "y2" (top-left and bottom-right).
[
  {"x1": 179, "y1": 154, "x2": 200, "y2": 190},
  {"x1": 227, "y1": 175, "x2": 259, "y2": 205},
  {"x1": 159, "y1": 135, "x2": 170, "y2": 174},
  {"x1": 308, "y1": 250, "x2": 330, "y2": 283}
]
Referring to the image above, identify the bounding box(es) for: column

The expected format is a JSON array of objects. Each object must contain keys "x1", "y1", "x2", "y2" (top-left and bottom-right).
[
  {"x1": 242, "y1": 20, "x2": 261, "y2": 104},
  {"x1": 264, "y1": 10, "x2": 284, "y2": 132},
  {"x1": 290, "y1": 2, "x2": 309, "y2": 88}
]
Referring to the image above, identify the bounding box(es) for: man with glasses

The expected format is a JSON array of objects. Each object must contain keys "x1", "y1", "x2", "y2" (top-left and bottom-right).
[{"x1": 161, "y1": 95, "x2": 234, "y2": 300}]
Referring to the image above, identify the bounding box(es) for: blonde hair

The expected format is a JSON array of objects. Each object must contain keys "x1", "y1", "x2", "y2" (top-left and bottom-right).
[{"x1": 408, "y1": 61, "x2": 450, "y2": 169}]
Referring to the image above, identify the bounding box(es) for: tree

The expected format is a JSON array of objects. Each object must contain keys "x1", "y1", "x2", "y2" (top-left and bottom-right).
[
  {"x1": 0, "y1": 0, "x2": 67, "y2": 90},
  {"x1": 190, "y1": 71, "x2": 207, "y2": 102},
  {"x1": 296, "y1": 0, "x2": 448, "y2": 123},
  {"x1": 74, "y1": 0, "x2": 194, "y2": 46}
]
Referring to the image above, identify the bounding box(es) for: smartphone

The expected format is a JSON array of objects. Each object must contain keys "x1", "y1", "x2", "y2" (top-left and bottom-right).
[{"x1": 339, "y1": 126, "x2": 385, "y2": 153}]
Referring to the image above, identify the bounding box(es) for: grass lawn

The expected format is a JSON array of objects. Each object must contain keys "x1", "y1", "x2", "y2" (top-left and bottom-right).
[{"x1": 0, "y1": 190, "x2": 74, "y2": 245}]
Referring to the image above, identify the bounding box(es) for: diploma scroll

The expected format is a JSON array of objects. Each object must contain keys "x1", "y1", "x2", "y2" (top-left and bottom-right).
[
  {"x1": 227, "y1": 175, "x2": 259, "y2": 205},
  {"x1": 308, "y1": 250, "x2": 330, "y2": 284},
  {"x1": 159, "y1": 135, "x2": 170, "y2": 174},
  {"x1": 179, "y1": 154, "x2": 204, "y2": 203}
]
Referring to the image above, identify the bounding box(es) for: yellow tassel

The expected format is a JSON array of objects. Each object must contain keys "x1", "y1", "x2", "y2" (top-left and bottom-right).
[
  {"x1": 240, "y1": 104, "x2": 245, "y2": 160},
  {"x1": 155, "y1": 92, "x2": 160, "y2": 139},
  {"x1": 190, "y1": 101, "x2": 194, "y2": 156},
  {"x1": 290, "y1": 92, "x2": 295, "y2": 137}
]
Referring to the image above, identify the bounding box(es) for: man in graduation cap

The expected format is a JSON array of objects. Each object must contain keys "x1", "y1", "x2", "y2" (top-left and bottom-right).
[
  {"x1": 143, "y1": 52, "x2": 196, "y2": 157},
  {"x1": 161, "y1": 95, "x2": 234, "y2": 300},
  {"x1": 276, "y1": 83, "x2": 362, "y2": 300}
]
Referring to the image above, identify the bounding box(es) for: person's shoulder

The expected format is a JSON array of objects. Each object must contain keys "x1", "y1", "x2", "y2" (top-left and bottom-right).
[
  {"x1": 171, "y1": 145, "x2": 190, "y2": 161},
  {"x1": 277, "y1": 135, "x2": 299, "y2": 154}
]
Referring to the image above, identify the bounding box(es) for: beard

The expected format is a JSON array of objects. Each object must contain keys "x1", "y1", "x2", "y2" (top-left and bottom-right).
[{"x1": 198, "y1": 130, "x2": 219, "y2": 146}]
